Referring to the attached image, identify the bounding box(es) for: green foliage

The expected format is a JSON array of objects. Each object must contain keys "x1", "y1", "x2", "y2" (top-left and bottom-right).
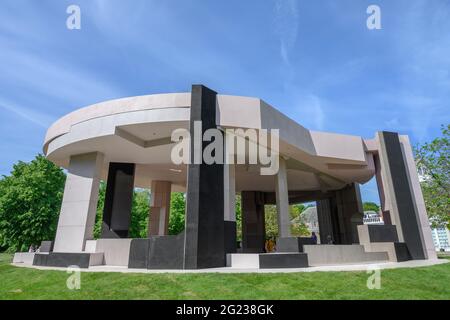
[
  {"x1": 235, "y1": 194, "x2": 242, "y2": 241},
  {"x1": 414, "y1": 124, "x2": 450, "y2": 228},
  {"x1": 290, "y1": 204, "x2": 306, "y2": 219},
  {"x1": 0, "y1": 155, "x2": 66, "y2": 252},
  {"x1": 93, "y1": 182, "x2": 106, "y2": 239},
  {"x1": 363, "y1": 202, "x2": 380, "y2": 212},
  {"x1": 290, "y1": 204, "x2": 310, "y2": 237},
  {"x1": 129, "y1": 190, "x2": 150, "y2": 238},
  {"x1": 2, "y1": 251, "x2": 449, "y2": 299},
  {"x1": 264, "y1": 205, "x2": 278, "y2": 240},
  {"x1": 168, "y1": 192, "x2": 186, "y2": 235}
]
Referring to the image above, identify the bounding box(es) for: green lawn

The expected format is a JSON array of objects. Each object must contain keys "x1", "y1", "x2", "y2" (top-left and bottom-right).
[{"x1": 0, "y1": 253, "x2": 449, "y2": 300}]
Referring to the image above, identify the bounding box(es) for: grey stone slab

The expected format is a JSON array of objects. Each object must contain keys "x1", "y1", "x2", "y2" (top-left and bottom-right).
[
  {"x1": 39, "y1": 241, "x2": 54, "y2": 252},
  {"x1": 303, "y1": 245, "x2": 389, "y2": 266},
  {"x1": 393, "y1": 243, "x2": 411, "y2": 262},
  {"x1": 128, "y1": 239, "x2": 150, "y2": 269},
  {"x1": 224, "y1": 221, "x2": 237, "y2": 254},
  {"x1": 277, "y1": 237, "x2": 315, "y2": 252},
  {"x1": 148, "y1": 233, "x2": 184, "y2": 269},
  {"x1": 32, "y1": 252, "x2": 95, "y2": 268},
  {"x1": 367, "y1": 225, "x2": 399, "y2": 242},
  {"x1": 101, "y1": 162, "x2": 136, "y2": 239},
  {"x1": 259, "y1": 253, "x2": 309, "y2": 268}
]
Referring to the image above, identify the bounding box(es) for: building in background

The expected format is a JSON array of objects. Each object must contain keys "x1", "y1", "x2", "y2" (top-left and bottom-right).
[
  {"x1": 293, "y1": 206, "x2": 320, "y2": 243},
  {"x1": 363, "y1": 211, "x2": 384, "y2": 225},
  {"x1": 431, "y1": 227, "x2": 450, "y2": 252}
]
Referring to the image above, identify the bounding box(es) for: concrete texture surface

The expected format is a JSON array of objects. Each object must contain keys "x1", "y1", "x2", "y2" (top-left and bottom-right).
[
  {"x1": 303, "y1": 245, "x2": 389, "y2": 266},
  {"x1": 13, "y1": 258, "x2": 448, "y2": 273}
]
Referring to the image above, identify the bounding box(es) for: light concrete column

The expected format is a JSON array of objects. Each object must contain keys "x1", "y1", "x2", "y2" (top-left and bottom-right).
[
  {"x1": 399, "y1": 135, "x2": 437, "y2": 260},
  {"x1": 148, "y1": 180, "x2": 172, "y2": 236},
  {"x1": 53, "y1": 152, "x2": 104, "y2": 253},
  {"x1": 275, "y1": 157, "x2": 291, "y2": 237},
  {"x1": 224, "y1": 163, "x2": 236, "y2": 221}
]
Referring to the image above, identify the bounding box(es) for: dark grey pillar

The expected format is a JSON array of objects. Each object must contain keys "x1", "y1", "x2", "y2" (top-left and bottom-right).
[
  {"x1": 378, "y1": 131, "x2": 426, "y2": 259},
  {"x1": 101, "y1": 162, "x2": 136, "y2": 238},
  {"x1": 334, "y1": 183, "x2": 364, "y2": 244},
  {"x1": 241, "y1": 191, "x2": 266, "y2": 253},
  {"x1": 183, "y1": 85, "x2": 225, "y2": 269},
  {"x1": 317, "y1": 198, "x2": 342, "y2": 244}
]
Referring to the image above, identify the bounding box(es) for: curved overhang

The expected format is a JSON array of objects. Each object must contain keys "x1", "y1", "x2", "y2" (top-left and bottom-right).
[{"x1": 44, "y1": 92, "x2": 376, "y2": 191}]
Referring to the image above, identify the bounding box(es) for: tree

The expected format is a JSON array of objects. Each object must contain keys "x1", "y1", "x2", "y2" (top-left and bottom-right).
[
  {"x1": 265, "y1": 205, "x2": 279, "y2": 239},
  {"x1": 0, "y1": 155, "x2": 66, "y2": 252},
  {"x1": 168, "y1": 192, "x2": 186, "y2": 235},
  {"x1": 235, "y1": 194, "x2": 242, "y2": 241},
  {"x1": 93, "y1": 181, "x2": 106, "y2": 239},
  {"x1": 363, "y1": 202, "x2": 380, "y2": 212},
  {"x1": 414, "y1": 124, "x2": 450, "y2": 228},
  {"x1": 290, "y1": 204, "x2": 310, "y2": 237},
  {"x1": 129, "y1": 190, "x2": 150, "y2": 238}
]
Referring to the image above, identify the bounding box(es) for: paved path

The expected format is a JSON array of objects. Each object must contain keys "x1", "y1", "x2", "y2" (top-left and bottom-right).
[{"x1": 12, "y1": 258, "x2": 448, "y2": 273}]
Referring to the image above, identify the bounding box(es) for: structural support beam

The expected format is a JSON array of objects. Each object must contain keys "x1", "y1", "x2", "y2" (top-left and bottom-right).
[
  {"x1": 184, "y1": 85, "x2": 225, "y2": 269},
  {"x1": 54, "y1": 152, "x2": 103, "y2": 252},
  {"x1": 334, "y1": 183, "x2": 364, "y2": 244},
  {"x1": 101, "y1": 162, "x2": 136, "y2": 239},
  {"x1": 275, "y1": 157, "x2": 291, "y2": 238},
  {"x1": 148, "y1": 180, "x2": 172, "y2": 236},
  {"x1": 241, "y1": 191, "x2": 266, "y2": 253},
  {"x1": 224, "y1": 163, "x2": 236, "y2": 222},
  {"x1": 376, "y1": 131, "x2": 429, "y2": 259},
  {"x1": 317, "y1": 198, "x2": 334, "y2": 244}
]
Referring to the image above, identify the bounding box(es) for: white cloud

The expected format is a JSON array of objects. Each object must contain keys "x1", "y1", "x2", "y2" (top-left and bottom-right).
[
  {"x1": 0, "y1": 98, "x2": 54, "y2": 128},
  {"x1": 292, "y1": 94, "x2": 326, "y2": 131},
  {"x1": 272, "y1": 0, "x2": 299, "y2": 66}
]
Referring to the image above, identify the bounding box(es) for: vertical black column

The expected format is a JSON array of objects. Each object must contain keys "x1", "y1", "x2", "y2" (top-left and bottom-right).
[
  {"x1": 184, "y1": 85, "x2": 225, "y2": 269},
  {"x1": 317, "y1": 198, "x2": 341, "y2": 244},
  {"x1": 101, "y1": 162, "x2": 136, "y2": 238},
  {"x1": 379, "y1": 131, "x2": 426, "y2": 259},
  {"x1": 241, "y1": 191, "x2": 266, "y2": 253}
]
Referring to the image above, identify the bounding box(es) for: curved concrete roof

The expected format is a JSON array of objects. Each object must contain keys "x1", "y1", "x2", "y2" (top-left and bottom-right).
[{"x1": 44, "y1": 93, "x2": 376, "y2": 191}]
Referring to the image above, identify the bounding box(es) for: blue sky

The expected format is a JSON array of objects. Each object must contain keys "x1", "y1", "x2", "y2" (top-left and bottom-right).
[{"x1": 0, "y1": 0, "x2": 449, "y2": 204}]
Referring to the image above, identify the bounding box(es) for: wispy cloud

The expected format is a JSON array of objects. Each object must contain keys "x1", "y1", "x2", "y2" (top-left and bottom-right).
[
  {"x1": 0, "y1": 98, "x2": 54, "y2": 128},
  {"x1": 272, "y1": 0, "x2": 299, "y2": 66},
  {"x1": 290, "y1": 94, "x2": 326, "y2": 131}
]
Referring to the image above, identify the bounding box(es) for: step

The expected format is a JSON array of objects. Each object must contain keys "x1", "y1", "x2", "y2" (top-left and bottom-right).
[
  {"x1": 226, "y1": 253, "x2": 309, "y2": 269},
  {"x1": 303, "y1": 245, "x2": 389, "y2": 266}
]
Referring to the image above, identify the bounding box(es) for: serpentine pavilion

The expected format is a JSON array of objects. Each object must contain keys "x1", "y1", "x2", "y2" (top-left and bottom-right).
[{"x1": 13, "y1": 85, "x2": 437, "y2": 270}]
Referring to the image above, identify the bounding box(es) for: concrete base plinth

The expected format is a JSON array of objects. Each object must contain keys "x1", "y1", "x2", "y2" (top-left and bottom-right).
[
  {"x1": 277, "y1": 237, "x2": 316, "y2": 252},
  {"x1": 303, "y1": 245, "x2": 389, "y2": 266},
  {"x1": 13, "y1": 252, "x2": 36, "y2": 265},
  {"x1": 32, "y1": 252, "x2": 104, "y2": 268},
  {"x1": 362, "y1": 242, "x2": 411, "y2": 262},
  {"x1": 226, "y1": 253, "x2": 309, "y2": 269}
]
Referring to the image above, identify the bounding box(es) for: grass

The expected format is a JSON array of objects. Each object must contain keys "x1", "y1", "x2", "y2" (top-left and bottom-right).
[{"x1": 0, "y1": 253, "x2": 449, "y2": 300}]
